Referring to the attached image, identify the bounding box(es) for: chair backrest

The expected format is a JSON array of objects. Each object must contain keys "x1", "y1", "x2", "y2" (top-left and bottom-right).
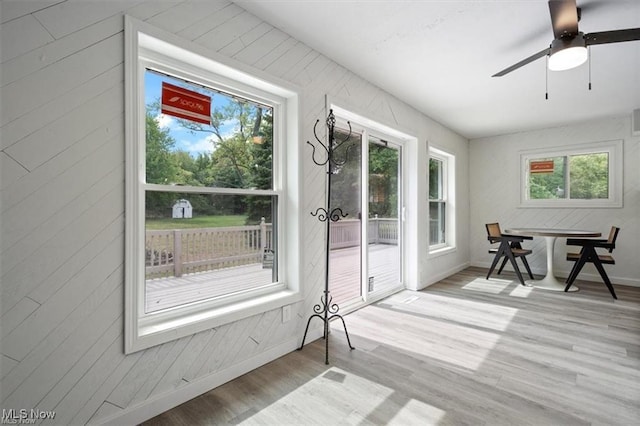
[
  {"x1": 485, "y1": 223, "x2": 502, "y2": 243},
  {"x1": 607, "y1": 226, "x2": 620, "y2": 252}
]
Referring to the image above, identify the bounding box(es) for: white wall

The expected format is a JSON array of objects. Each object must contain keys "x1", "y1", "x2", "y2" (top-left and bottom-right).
[
  {"x1": 469, "y1": 116, "x2": 640, "y2": 286},
  {"x1": 0, "y1": 1, "x2": 469, "y2": 424}
]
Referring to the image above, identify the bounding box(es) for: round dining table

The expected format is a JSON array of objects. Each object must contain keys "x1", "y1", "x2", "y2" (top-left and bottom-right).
[{"x1": 504, "y1": 228, "x2": 601, "y2": 291}]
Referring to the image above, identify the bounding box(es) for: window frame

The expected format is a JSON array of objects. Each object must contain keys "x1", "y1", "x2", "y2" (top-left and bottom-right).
[
  {"x1": 429, "y1": 156, "x2": 446, "y2": 247},
  {"x1": 428, "y1": 147, "x2": 456, "y2": 255},
  {"x1": 124, "y1": 16, "x2": 301, "y2": 354},
  {"x1": 519, "y1": 140, "x2": 623, "y2": 208}
]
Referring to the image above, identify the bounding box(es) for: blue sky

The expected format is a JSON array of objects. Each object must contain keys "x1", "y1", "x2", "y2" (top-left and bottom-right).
[{"x1": 144, "y1": 71, "x2": 236, "y2": 157}]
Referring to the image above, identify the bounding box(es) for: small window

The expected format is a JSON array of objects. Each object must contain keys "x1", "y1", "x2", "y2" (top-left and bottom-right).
[
  {"x1": 429, "y1": 157, "x2": 445, "y2": 246},
  {"x1": 429, "y1": 147, "x2": 455, "y2": 253},
  {"x1": 521, "y1": 140, "x2": 623, "y2": 208}
]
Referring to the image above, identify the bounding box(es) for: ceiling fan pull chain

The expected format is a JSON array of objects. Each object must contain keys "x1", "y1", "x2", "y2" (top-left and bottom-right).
[
  {"x1": 545, "y1": 56, "x2": 549, "y2": 100},
  {"x1": 588, "y1": 46, "x2": 592, "y2": 91}
]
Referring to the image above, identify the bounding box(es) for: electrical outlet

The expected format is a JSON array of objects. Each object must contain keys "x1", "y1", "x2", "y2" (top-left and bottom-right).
[{"x1": 282, "y1": 305, "x2": 291, "y2": 323}]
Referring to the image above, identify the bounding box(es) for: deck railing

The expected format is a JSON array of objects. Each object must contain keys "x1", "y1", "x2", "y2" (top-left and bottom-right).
[
  {"x1": 146, "y1": 216, "x2": 398, "y2": 279},
  {"x1": 146, "y1": 218, "x2": 273, "y2": 279},
  {"x1": 330, "y1": 216, "x2": 398, "y2": 249}
]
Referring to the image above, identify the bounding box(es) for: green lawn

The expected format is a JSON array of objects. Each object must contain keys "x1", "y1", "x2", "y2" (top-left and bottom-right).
[{"x1": 145, "y1": 215, "x2": 248, "y2": 230}]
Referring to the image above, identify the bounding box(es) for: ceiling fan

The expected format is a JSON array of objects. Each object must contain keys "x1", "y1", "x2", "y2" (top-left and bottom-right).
[{"x1": 493, "y1": 0, "x2": 640, "y2": 77}]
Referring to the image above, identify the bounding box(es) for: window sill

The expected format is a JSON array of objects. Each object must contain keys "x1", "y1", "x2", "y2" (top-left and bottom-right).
[
  {"x1": 428, "y1": 246, "x2": 457, "y2": 259},
  {"x1": 128, "y1": 287, "x2": 301, "y2": 354}
]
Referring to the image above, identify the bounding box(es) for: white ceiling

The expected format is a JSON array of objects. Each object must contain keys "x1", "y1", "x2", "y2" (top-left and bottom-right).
[{"x1": 234, "y1": 0, "x2": 640, "y2": 139}]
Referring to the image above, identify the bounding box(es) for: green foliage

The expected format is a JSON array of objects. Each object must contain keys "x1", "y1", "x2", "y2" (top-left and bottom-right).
[
  {"x1": 529, "y1": 157, "x2": 565, "y2": 199},
  {"x1": 369, "y1": 143, "x2": 398, "y2": 217},
  {"x1": 145, "y1": 112, "x2": 179, "y2": 185},
  {"x1": 328, "y1": 135, "x2": 400, "y2": 219},
  {"x1": 528, "y1": 153, "x2": 609, "y2": 200},
  {"x1": 570, "y1": 153, "x2": 608, "y2": 199},
  {"x1": 192, "y1": 153, "x2": 216, "y2": 187},
  {"x1": 428, "y1": 158, "x2": 442, "y2": 200},
  {"x1": 245, "y1": 110, "x2": 274, "y2": 224},
  {"x1": 330, "y1": 132, "x2": 362, "y2": 219},
  {"x1": 145, "y1": 94, "x2": 274, "y2": 220}
]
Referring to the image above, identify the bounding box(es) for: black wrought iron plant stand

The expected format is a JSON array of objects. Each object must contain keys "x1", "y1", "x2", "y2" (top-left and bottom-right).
[{"x1": 298, "y1": 109, "x2": 355, "y2": 364}]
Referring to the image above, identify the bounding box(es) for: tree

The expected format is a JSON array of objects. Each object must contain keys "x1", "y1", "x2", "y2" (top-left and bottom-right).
[
  {"x1": 529, "y1": 157, "x2": 565, "y2": 199},
  {"x1": 330, "y1": 132, "x2": 362, "y2": 219},
  {"x1": 145, "y1": 112, "x2": 181, "y2": 217},
  {"x1": 145, "y1": 112, "x2": 179, "y2": 185},
  {"x1": 174, "y1": 100, "x2": 259, "y2": 188},
  {"x1": 245, "y1": 109, "x2": 274, "y2": 224},
  {"x1": 146, "y1": 90, "x2": 276, "y2": 219},
  {"x1": 528, "y1": 154, "x2": 608, "y2": 200},
  {"x1": 192, "y1": 153, "x2": 215, "y2": 187},
  {"x1": 570, "y1": 153, "x2": 608, "y2": 199},
  {"x1": 369, "y1": 143, "x2": 398, "y2": 217}
]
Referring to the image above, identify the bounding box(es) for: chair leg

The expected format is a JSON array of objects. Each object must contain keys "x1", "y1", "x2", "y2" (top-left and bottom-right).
[
  {"x1": 565, "y1": 255, "x2": 588, "y2": 292},
  {"x1": 520, "y1": 256, "x2": 534, "y2": 280},
  {"x1": 487, "y1": 243, "x2": 507, "y2": 279},
  {"x1": 565, "y1": 261, "x2": 579, "y2": 285},
  {"x1": 497, "y1": 256, "x2": 509, "y2": 274},
  {"x1": 505, "y1": 250, "x2": 526, "y2": 286},
  {"x1": 565, "y1": 248, "x2": 584, "y2": 284},
  {"x1": 565, "y1": 260, "x2": 579, "y2": 284},
  {"x1": 592, "y1": 259, "x2": 617, "y2": 300},
  {"x1": 487, "y1": 255, "x2": 502, "y2": 279}
]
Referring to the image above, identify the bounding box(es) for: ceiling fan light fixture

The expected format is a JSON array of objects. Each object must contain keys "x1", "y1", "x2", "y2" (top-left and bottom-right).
[{"x1": 548, "y1": 33, "x2": 588, "y2": 71}]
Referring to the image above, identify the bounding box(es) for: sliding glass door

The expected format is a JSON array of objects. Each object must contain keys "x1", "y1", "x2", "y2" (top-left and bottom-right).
[
  {"x1": 328, "y1": 130, "x2": 362, "y2": 306},
  {"x1": 328, "y1": 128, "x2": 404, "y2": 309},
  {"x1": 367, "y1": 137, "x2": 402, "y2": 297}
]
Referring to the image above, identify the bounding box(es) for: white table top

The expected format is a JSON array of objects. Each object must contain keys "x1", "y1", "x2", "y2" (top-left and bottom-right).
[{"x1": 504, "y1": 228, "x2": 601, "y2": 238}]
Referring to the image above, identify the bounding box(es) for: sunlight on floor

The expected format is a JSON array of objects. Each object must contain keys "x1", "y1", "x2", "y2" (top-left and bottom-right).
[
  {"x1": 461, "y1": 277, "x2": 535, "y2": 298},
  {"x1": 509, "y1": 284, "x2": 534, "y2": 297},
  {"x1": 383, "y1": 291, "x2": 519, "y2": 332},
  {"x1": 240, "y1": 367, "x2": 445, "y2": 425},
  {"x1": 387, "y1": 398, "x2": 446, "y2": 425},
  {"x1": 347, "y1": 304, "x2": 506, "y2": 370},
  {"x1": 462, "y1": 277, "x2": 512, "y2": 294}
]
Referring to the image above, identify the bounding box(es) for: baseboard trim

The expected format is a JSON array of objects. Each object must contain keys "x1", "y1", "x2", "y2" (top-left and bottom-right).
[
  {"x1": 95, "y1": 328, "x2": 324, "y2": 426},
  {"x1": 418, "y1": 261, "x2": 470, "y2": 290}
]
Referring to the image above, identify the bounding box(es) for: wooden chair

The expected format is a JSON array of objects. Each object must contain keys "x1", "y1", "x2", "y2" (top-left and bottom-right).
[
  {"x1": 485, "y1": 223, "x2": 534, "y2": 286},
  {"x1": 565, "y1": 226, "x2": 620, "y2": 299}
]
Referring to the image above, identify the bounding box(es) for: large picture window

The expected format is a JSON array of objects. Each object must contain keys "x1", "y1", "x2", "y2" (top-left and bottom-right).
[
  {"x1": 520, "y1": 140, "x2": 623, "y2": 208},
  {"x1": 125, "y1": 17, "x2": 300, "y2": 353},
  {"x1": 142, "y1": 71, "x2": 278, "y2": 313}
]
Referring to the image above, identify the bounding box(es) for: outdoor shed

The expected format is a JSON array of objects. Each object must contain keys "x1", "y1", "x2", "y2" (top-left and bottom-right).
[{"x1": 172, "y1": 199, "x2": 192, "y2": 218}]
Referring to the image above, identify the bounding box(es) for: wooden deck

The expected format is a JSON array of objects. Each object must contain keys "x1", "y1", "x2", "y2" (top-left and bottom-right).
[
  {"x1": 329, "y1": 243, "x2": 401, "y2": 306},
  {"x1": 145, "y1": 244, "x2": 401, "y2": 313}
]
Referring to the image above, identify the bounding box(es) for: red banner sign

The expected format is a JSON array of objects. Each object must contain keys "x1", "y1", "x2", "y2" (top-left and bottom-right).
[
  {"x1": 161, "y1": 82, "x2": 211, "y2": 125},
  {"x1": 530, "y1": 160, "x2": 554, "y2": 174}
]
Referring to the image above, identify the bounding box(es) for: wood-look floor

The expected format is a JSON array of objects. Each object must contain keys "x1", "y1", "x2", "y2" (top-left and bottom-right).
[{"x1": 143, "y1": 267, "x2": 640, "y2": 425}]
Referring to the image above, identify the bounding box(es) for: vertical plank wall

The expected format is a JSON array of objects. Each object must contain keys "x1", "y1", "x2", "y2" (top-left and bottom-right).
[
  {"x1": 0, "y1": 1, "x2": 469, "y2": 424},
  {"x1": 469, "y1": 117, "x2": 640, "y2": 285}
]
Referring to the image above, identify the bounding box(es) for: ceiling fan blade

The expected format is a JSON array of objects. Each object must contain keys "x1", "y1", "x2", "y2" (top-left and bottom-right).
[
  {"x1": 492, "y1": 47, "x2": 550, "y2": 77},
  {"x1": 548, "y1": 0, "x2": 579, "y2": 38},
  {"x1": 585, "y1": 28, "x2": 640, "y2": 45}
]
